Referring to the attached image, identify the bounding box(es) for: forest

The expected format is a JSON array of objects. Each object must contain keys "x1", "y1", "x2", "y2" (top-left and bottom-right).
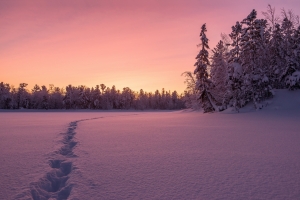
[
  {"x1": 185, "y1": 5, "x2": 300, "y2": 112},
  {"x1": 0, "y1": 83, "x2": 184, "y2": 110}
]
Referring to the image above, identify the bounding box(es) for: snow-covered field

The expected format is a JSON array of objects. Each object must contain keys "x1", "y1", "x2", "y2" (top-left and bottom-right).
[{"x1": 0, "y1": 90, "x2": 300, "y2": 200}]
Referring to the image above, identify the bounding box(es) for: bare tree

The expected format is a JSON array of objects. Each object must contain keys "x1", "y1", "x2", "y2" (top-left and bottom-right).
[
  {"x1": 262, "y1": 4, "x2": 279, "y2": 30},
  {"x1": 281, "y1": 8, "x2": 299, "y2": 27}
]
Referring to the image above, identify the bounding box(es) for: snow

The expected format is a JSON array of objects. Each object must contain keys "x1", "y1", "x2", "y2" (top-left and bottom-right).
[
  {"x1": 262, "y1": 75, "x2": 269, "y2": 82},
  {"x1": 0, "y1": 89, "x2": 300, "y2": 200},
  {"x1": 286, "y1": 70, "x2": 300, "y2": 87},
  {"x1": 232, "y1": 62, "x2": 242, "y2": 78}
]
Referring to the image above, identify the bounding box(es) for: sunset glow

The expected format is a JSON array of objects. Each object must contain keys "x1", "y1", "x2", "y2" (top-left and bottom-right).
[{"x1": 1, "y1": 0, "x2": 300, "y2": 93}]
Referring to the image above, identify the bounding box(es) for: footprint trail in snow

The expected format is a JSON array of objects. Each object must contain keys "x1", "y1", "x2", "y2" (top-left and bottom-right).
[
  {"x1": 29, "y1": 117, "x2": 103, "y2": 200},
  {"x1": 27, "y1": 114, "x2": 139, "y2": 200}
]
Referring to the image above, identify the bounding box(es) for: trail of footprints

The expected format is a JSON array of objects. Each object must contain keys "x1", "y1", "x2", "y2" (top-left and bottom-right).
[
  {"x1": 28, "y1": 115, "x2": 138, "y2": 200},
  {"x1": 30, "y1": 118, "x2": 101, "y2": 200}
]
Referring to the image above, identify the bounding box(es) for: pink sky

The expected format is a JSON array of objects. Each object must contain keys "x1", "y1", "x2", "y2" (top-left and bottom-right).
[{"x1": 1, "y1": 0, "x2": 300, "y2": 93}]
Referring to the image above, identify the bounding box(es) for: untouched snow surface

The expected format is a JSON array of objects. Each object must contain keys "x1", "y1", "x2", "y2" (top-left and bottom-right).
[{"x1": 0, "y1": 89, "x2": 300, "y2": 200}]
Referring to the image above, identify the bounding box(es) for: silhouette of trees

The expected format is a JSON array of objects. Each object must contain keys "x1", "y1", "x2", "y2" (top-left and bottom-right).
[{"x1": 0, "y1": 82, "x2": 184, "y2": 110}]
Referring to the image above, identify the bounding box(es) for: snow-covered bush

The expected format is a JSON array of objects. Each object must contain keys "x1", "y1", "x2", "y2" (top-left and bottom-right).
[{"x1": 286, "y1": 71, "x2": 300, "y2": 90}]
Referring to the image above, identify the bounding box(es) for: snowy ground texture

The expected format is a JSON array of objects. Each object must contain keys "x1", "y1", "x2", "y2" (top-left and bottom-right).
[{"x1": 0, "y1": 89, "x2": 300, "y2": 200}]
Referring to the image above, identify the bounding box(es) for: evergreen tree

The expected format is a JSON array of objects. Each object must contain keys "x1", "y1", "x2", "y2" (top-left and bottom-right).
[
  {"x1": 268, "y1": 23, "x2": 285, "y2": 88},
  {"x1": 31, "y1": 84, "x2": 49, "y2": 109},
  {"x1": 240, "y1": 10, "x2": 272, "y2": 109},
  {"x1": 225, "y1": 21, "x2": 245, "y2": 111},
  {"x1": 225, "y1": 62, "x2": 245, "y2": 111},
  {"x1": 49, "y1": 86, "x2": 64, "y2": 109},
  {"x1": 136, "y1": 89, "x2": 147, "y2": 110},
  {"x1": 194, "y1": 24, "x2": 215, "y2": 112},
  {"x1": 280, "y1": 17, "x2": 296, "y2": 82},
  {"x1": 17, "y1": 83, "x2": 29, "y2": 109},
  {"x1": 40, "y1": 85, "x2": 49, "y2": 110},
  {"x1": 210, "y1": 40, "x2": 228, "y2": 106},
  {"x1": 285, "y1": 25, "x2": 300, "y2": 89},
  {"x1": 0, "y1": 82, "x2": 12, "y2": 109},
  {"x1": 228, "y1": 22, "x2": 242, "y2": 63},
  {"x1": 91, "y1": 85, "x2": 101, "y2": 109}
]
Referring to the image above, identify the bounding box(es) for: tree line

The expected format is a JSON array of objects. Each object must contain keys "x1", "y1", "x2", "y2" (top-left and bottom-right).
[
  {"x1": 185, "y1": 5, "x2": 300, "y2": 112},
  {"x1": 0, "y1": 83, "x2": 185, "y2": 110}
]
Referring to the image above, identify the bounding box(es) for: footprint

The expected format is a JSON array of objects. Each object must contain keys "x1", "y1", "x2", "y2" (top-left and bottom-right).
[
  {"x1": 30, "y1": 161, "x2": 73, "y2": 199},
  {"x1": 49, "y1": 159, "x2": 63, "y2": 169}
]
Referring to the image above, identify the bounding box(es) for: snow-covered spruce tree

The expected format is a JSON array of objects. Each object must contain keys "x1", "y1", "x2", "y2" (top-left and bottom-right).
[
  {"x1": 267, "y1": 23, "x2": 286, "y2": 88},
  {"x1": 228, "y1": 22, "x2": 242, "y2": 63},
  {"x1": 171, "y1": 91, "x2": 181, "y2": 109},
  {"x1": 292, "y1": 25, "x2": 300, "y2": 68},
  {"x1": 240, "y1": 9, "x2": 273, "y2": 109},
  {"x1": 63, "y1": 85, "x2": 80, "y2": 109},
  {"x1": 31, "y1": 84, "x2": 42, "y2": 109},
  {"x1": 90, "y1": 85, "x2": 101, "y2": 109},
  {"x1": 136, "y1": 89, "x2": 148, "y2": 110},
  {"x1": 110, "y1": 86, "x2": 120, "y2": 109},
  {"x1": 48, "y1": 86, "x2": 64, "y2": 109},
  {"x1": 280, "y1": 17, "x2": 300, "y2": 89},
  {"x1": 120, "y1": 87, "x2": 134, "y2": 109},
  {"x1": 40, "y1": 85, "x2": 49, "y2": 109},
  {"x1": 194, "y1": 23, "x2": 216, "y2": 112},
  {"x1": 17, "y1": 83, "x2": 29, "y2": 109},
  {"x1": 224, "y1": 21, "x2": 245, "y2": 111},
  {"x1": 285, "y1": 25, "x2": 300, "y2": 89},
  {"x1": 0, "y1": 82, "x2": 12, "y2": 109},
  {"x1": 210, "y1": 40, "x2": 228, "y2": 108},
  {"x1": 30, "y1": 84, "x2": 49, "y2": 109},
  {"x1": 78, "y1": 85, "x2": 90, "y2": 109}
]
